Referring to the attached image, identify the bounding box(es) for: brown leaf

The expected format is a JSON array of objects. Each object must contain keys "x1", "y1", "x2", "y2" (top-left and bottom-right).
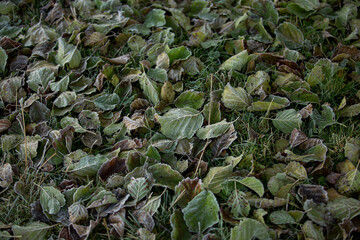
[
  {"x1": 135, "y1": 210, "x2": 155, "y2": 231},
  {"x1": 0, "y1": 37, "x2": 21, "y2": 50},
  {"x1": 0, "y1": 119, "x2": 11, "y2": 134},
  {"x1": 289, "y1": 129, "x2": 307, "y2": 148},
  {"x1": 332, "y1": 43, "x2": 360, "y2": 62},
  {"x1": 98, "y1": 157, "x2": 127, "y2": 181},
  {"x1": 112, "y1": 138, "x2": 143, "y2": 151},
  {"x1": 299, "y1": 104, "x2": 313, "y2": 119},
  {"x1": 70, "y1": 220, "x2": 99, "y2": 240},
  {"x1": 10, "y1": 55, "x2": 28, "y2": 72},
  {"x1": 102, "y1": 54, "x2": 130, "y2": 65},
  {"x1": 298, "y1": 138, "x2": 323, "y2": 150},
  {"x1": 211, "y1": 125, "x2": 237, "y2": 157},
  {"x1": 123, "y1": 116, "x2": 144, "y2": 130},
  {"x1": 81, "y1": 132, "x2": 103, "y2": 148},
  {"x1": 0, "y1": 163, "x2": 13, "y2": 188},
  {"x1": 130, "y1": 98, "x2": 150, "y2": 113},
  {"x1": 109, "y1": 209, "x2": 126, "y2": 238},
  {"x1": 298, "y1": 184, "x2": 328, "y2": 204},
  {"x1": 30, "y1": 201, "x2": 50, "y2": 222},
  {"x1": 174, "y1": 177, "x2": 203, "y2": 208},
  {"x1": 94, "y1": 73, "x2": 104, "y2": 91},
  {"x1": 45, "y1": 3, "x2": 64, "y2": 24}
]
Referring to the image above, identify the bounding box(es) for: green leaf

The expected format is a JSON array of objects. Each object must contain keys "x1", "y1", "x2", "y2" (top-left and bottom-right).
[
  {"x1": 148, "y1": 163, "x2": 183, "y2": 190},
  {"x1": 40, "y1": 186, "x2": 66, "y2": 215},
  {"x1": 222, "y1": 83, "x2": 252, "y2": 111},
  {"x1": 182, "y1": 190, "x2": 219, "y2": 233},
  {"x1": 220, "y1": 50, "x2": 249, "y2": 71},
  {"x1": 60, "y1": 117, "x2": 88, "y2": 133},
  {"x1": 310, "y1": 105, "x2": 336, "y2": 130},
  {"x1": 49, "y1": 75, "x2": 69, "y2": 93},
  {"x1": 328, "y1": 197, "x2": 360, "y2": 220},
  {"x1": 294, "y1": 0, "x2": 320, "y2": 11},
  {"x1": 158, "y1": 107, "x2": 204, "y2": 140},
  {"x1": 27, "y1": 68, "x2": 55, "y2": 92},
  {"x1": 344, "y1": 138, "x2": 360, "y2": 164},
  {"x1": 55, "y1": 38, "x2": 81, "y2": 68},
  {"x1": 71, "y1": 154, "x2": 108, "y2": 177},
  {"x1": 12, "y1": 222, "x2": 51, "y2": 240},
  {"x1": 203, "y1": 164, "x2": 233, "y2": 193},
  {"x1": 230, "y1": 218, "x2": 270, "y2": 240},
  {"x1": 341, "y1": 104, "x2": 360, "y2": 117},
  {"x1": 251, "y1": 18, "x2": 273, "y2": 44},
  {"x1": 269, "y1": 211, "x2": 296, "y2": 225},
  {"x1": 94, "y1": 93, "x2": 120, "y2": 111},
  {"x1": 228, "y1": 190, "x2": 250, "y2": 218},
  {"x1": 25, "y1": 23, "x2": 58, "y2": 46},
  {"x1": 302, "y1": 221, "x2": 324, "y2": 240},
  {"x1": 148, "y1": 68, "x2": 168, "y2": 82},
  {"x1": 335, "y1": 3, "x2": 357, "y2": 28},
  {"x1": 286, "y1": 3, "x2": 315, "y2": 19},
  {"x1": 167, "y1": 46, "x2": 192, "y2": 64},
  {"x1": 303, "y1": 200, "x2": 331, "y2": 227},
  {"x1": 127, "y1": 177, "x2": 151, "y2": 203},
  {"x1": 0, "y1": 47, "x2": 7, "y2": 73},
  {"x1": 275, "y1": 22, "x2": 304, "y2": 49},
  {"x1": 238, "y1": 177, "x2": 264, "y2": 197},
  {"x1": 272, "y1": 109, "x2": 302, "y2": 134},
  {"x1": 128, "y1": 35, "x2": 146, "y2": 52},
  {"x1": 53, "y1": 91, "x2": 77, "y2": 108},
  {"x1": 247, "y1": 96, "x2": 290, "y2": 112},
  {"x1": 245, "y1": 71, "x2": 270, "y2": 95},
  {"x1": 145, "y1": 9, "x2": 166, "y2": 28},
  {"x1": 203, "y1": 102, "x2": 221, "y2": 124},
  {"x1": 174, "y1": 90, "x2": 205, "y2": 109},
  {"x1": 196, "y1": 120, "x2": 232, "y2": 140},
  {"x1": 170, "y1": 210, "x2": 192, "y2": 240},
  {"x1": 139, "y1": 73, "x2": 160, "y2": 106}
]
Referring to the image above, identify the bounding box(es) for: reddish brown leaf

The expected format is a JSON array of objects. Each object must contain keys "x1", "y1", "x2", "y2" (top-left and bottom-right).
[
  {"x1": 0, "y1": 119, "x2": 11, "y2": 134},
  {"x1": 289, "y1": 129, "x2": 307, "y2": 148},
  {"x1": 112, "y1": 138, "x2": 143, "y2": 151},
  {"x1": 98, "y1": 157, "x2": 127, "y2": 181},
  {"x1": 298, "y1": 184, "x2": 328, "y2": 204},
  {"x1": 299, "y1": 138, "x2": 323, "y2": 150}
]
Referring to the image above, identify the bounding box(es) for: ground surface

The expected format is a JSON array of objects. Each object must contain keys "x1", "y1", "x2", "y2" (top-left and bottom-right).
[{"x1": 0, "y1": 0, "x2": 360, "y2": 239}]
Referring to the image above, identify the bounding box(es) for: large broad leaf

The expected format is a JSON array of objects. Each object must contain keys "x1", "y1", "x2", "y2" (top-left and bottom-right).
[
  {"x1": 174, "y1": 90, "x2": 204, "y2": 109},
  {"x1": 203, "y1": 102, "x2": 221, "y2": 124},
  {"x1": 328, "y1": 197, "x2": 360, "y2": 220},
  {"x1": 272, "y1": 109, "x2": 302, "y2": 134},
  {"x1": 230, "y1": 218, "x2": 270, "y2": 240},
  {"x1": 148, "y1": 163, "x2": 183, "y2": 190},
  {"x1": 158, "y1": 107, "x2": 204, "y2": 140},
  {"x1": 53, "y1": 91, "x2": 77, "y2": 108},
  {"x1": 0, "y1": 47, "x2": 7, "y2": 73},
  {"x1": 344, "y1": 138, "x2": 360, "y2": 164},
  {"x1": 55, "y1": 37, "x2": 81, "y2": 68},
  {"x1": 196, "y1": 120, "x2": 232, "y2": 140},
  {"x1": 220, "y1": 50, "x2": 249, "y2": 71},
  {"x1": 245, "y1": 71, "x2": 270, "y2": 95},
  {"x1": 94, "y1": 93, "x2": 120, "y2": 111},
  {"x1": 247, "y1": 96, "x2": 290, "y2": 112},
  {"x1": 203, "y1": 164, "x2": 233, "y2": 193},
  {"x1": 40, "y1": 186, "x2": 66, "y2": 215},
  {"x1": 182, "y1": 190, "x2": 219, "y2": 232},
  {"x1": 341, "y1": 104, "x2": 360, "y2": 117},
  {"x1": 238, "y1": 177, "x2": 264, "y2": 197},
  {"x1": 12, "y1": 222, "x2": 51, "y2": 240},
  {"x1": 139, "y1": 73, "x2": 160, "y2": 106},
  {"x1": 144, "y1": 9, "x2": 166, "y2": 28},
  {"x1": 335, "y1": 3, "x2": 357, "y2": 28},
  {"x1": 275, "y1": 22, "x2": 304, "y2": 49},
  {"x1": 294, "y1": 0, "x2": 320, "y2": 11},
  {"x1": 71, "y1": 154, "x2": 108, "y2": 177},
  {"x1": 170, "y1": 210, "x2": 192, "y2": 240},
  {"x1": 269, "y1": 210, "x2": 296, "y2": 225},
  {"x1": 222, "y1": 83, "x2": 252, "y2": 111}
]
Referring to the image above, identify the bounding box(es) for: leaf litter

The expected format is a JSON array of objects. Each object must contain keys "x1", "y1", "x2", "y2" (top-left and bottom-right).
[{"x1": 0, "y1": 0, "x2": 360, "y2": 239}]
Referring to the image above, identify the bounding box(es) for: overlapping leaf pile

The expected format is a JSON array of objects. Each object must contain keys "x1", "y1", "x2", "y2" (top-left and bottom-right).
[{"x1": 0, "y1": 0, "x2": 360, "y2": 239}]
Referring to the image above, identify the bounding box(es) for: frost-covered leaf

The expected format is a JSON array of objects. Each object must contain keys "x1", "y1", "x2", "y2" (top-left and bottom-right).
[
  {"x1": 270, "y1": 211, "x2": 296, "y2": 225},
  {"x1": 94, "y1": 93, "x2": 120, "y2": 111},
  {"x1": 311, "y1": 105, "x2": 336, "y2": 130},
  {"x1": 222, "y1": 83, "x2": 252, "y2": 111},
  {"x1": 275, "y1": 22, "x2": 304, "y2": 49},
  {"x1": 158, "y1": 107, "x2": 204, "y2": 140},
  {"x1": 145, "y1": 9, "x2": 166, "y2": 28},
  {"x1": 230, "y1": 218, "x2": 269, "y2": 240},
  {"x1": 203, "y1": 164, "x2": 233, "y2": 193},
  {"x1": 228, "y1": 190, "x2": 250, "y2": 218},
  {"x1": 148, "y1": 163, "x2": 183, "y2": 190},
  {"x1": 127, "y1": 177, "x2": 151, "y2": 203},
  {"x1": 71, "y1": 154, "x2": 108, "y2": 177},
  {"x1": 174, "y1": 90, "x2": 204, "y2": 109},
  {"x1": 167, "y1": 46, "x2": 191, "y2": 64},
  {"x1": 196, "y1": 120, "x2": 232, "y2": 140},
  {"x1": 0, "y1": 47, "x2": 7, "y2": 73},
  {"x1": 272, "y1": 109, "x2": 302, "y2": 134},
  {"x1": 182, "y1": 190, "x2": 219, "y2": 233},
  {"x1": 238, "y1": 177, "x2": 264, "y2": 197},
  {"x1": 55, "y1": 38, "x2": 81, "y2": 68},
  {"x1": 139, "y1": 73, "x2": 160, "y2": 106},
  {"x1": 12, "y1": 222, "x2": 51, "y2": 240},
  {"x1": 40, "y1": 186, "x2": 66, "y2": 215},
  {"x1": 220, "y1": 50, "x2": 249, "y2": 71}
]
